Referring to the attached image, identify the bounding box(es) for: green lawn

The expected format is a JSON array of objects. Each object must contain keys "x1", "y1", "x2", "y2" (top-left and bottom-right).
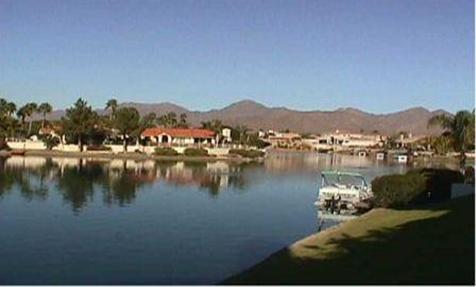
[{"x1": 224, "y1": 195, "x2": 475, "y2": 285}]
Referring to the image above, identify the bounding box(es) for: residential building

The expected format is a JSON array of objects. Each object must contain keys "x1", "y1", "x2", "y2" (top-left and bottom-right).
[{"x1": 141, "y1": 127, "x2": 215, "y2": 146}]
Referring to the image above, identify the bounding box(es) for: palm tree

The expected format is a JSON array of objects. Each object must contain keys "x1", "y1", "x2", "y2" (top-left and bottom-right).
[
  {"x1": 105, "y1": 99, "x2": 118, "y2": 121},
  {"x1": 428, "y1": 110, "x2": 475, "y2": 167},
  {"x1": 234, "y1": 125, "x2": 250, "y2": 145},
  {"x1": 157, "y1": 112, "x2": 178, "y2": 128},
  {"x1": 201, "y1": 119, "x2": 223, "y2": 144},
  {"x1": 16, "y1": 102, "x2": 37, "y2": 137},
  {"x1": 0, "y1": 98, "x2": 17, "y2": 141},
  {"x1": 6, "y1": 102, "x2": 16, "y2": 117},
  {"x1": 0, "y1": 99, "x2": 13, "y2": 115},
  {"x1": 38, "y1": 102, "x2": 52, "y2": 128},
  {"x1": 131, "y1": 112, "x2": 156, "y2": 146},
  {"x1": 177, "y1": 113, "x2": 189, "y2": 128}
]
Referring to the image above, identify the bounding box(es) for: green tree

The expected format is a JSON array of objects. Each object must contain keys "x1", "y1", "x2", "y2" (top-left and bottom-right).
[
  {"x1": 42, "y1": 134, "x2": 60, "y2": 150},
  {"x1": 0, "y1": 99, "x2": 16, "y2": 117},
  {"x1": 428, "y1": 110, "x2": 475, "y2": 167},
  {"x1": 177, "y1": 113, "x2": 189, "y2": 128},
  {"x1": 16, "y1": 102, "x2": 38, "y2": 137},
  {"x1": 38, "y1": 102, "x2": 52, "y2": 128},
  {"x1": 201, "y1": 119, "x2": 223, "y2": 143},
  {"x1": 131, "y1": 112, "x2": 157, "y2": 144},
  {"x1": 232, "y1": 125, "x2": 250, "y2": 145},
  {"x1": 63, "y1": 98, "x2": 97, "y2": 152},
  {"x1": 105, "y1": 98, "x2": 118, "y2": 121},
  {"x1": 114, "y1": 107, "x2": 141, "y2": 152},
  {"x1": 0, "y1": 98, "x2": 18, "y2": 140},
  {"x1": 429, "y1": 133, "x2": 454, "y2": 155},
  {"x1": 157, "y1": 112, "x2": 178, "y2": 128}
]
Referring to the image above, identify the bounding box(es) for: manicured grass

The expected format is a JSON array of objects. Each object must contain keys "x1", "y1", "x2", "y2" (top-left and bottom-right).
[{"x1": 224, "y1": 195, "x2": 475, "y2": 285}]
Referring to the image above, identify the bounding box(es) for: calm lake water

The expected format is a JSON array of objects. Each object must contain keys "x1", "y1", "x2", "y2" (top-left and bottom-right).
[{"x1": 0, "y1": 152, "x2": 456, "y2": 284}]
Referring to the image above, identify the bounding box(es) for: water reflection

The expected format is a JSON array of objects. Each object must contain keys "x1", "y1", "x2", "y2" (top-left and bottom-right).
[
  {"x1": 0, "y1": 152, "x2": 459, "y2": 213},
  {"x1": 0, "y1": 156, "x2": 250, "y2": 212},
  {"x1": 264, "y1": 150, "x2": 459, "y2": 172},
  {"x1": 0, "y1": 152, "x2": 463, "y2": 284}
]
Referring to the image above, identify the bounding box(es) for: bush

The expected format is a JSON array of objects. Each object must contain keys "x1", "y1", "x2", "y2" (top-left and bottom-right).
[
  {"x1": 42, "y1": 135, "x2": 60, "y2": 150},
  {"x1": 229, "y1": 149, "x2": 265, "y2": 158},
  {"x1": 86, "y1": 145, "x2": 112, "y2": 151},
  {"x1": 372, "y1": 168, "x2": 464, "y2": 208},
  {"x1": 0, "y1": 140, "x2": 11, "y2": 151},
  {"x1": 154, "y1": 147, "x2": 179, "y2": 156},
  {"x1": 372, "y1": 173, "x2": 427, "y2": 208},
  {"x1": 183, "y1": 148, "x2": 208, "y2": 157}
]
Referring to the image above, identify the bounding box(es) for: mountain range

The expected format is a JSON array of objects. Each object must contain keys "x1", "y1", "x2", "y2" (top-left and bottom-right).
[{"x1": 42, "y1": 100, "x2": 449, "y2": 136}]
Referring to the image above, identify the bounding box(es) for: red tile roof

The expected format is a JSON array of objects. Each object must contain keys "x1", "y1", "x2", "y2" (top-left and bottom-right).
[{"x1": 142, "y1": 127, "x2": 215, "y2": 138}]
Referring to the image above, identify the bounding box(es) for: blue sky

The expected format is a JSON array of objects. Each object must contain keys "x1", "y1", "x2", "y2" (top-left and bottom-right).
[{"x1": 0, "y1": 0, "x2": 473, "y2": 113}]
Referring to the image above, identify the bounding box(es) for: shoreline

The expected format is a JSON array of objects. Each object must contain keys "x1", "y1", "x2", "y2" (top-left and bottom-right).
[
  {"x1": 0, "y1": 149, "x2": 262, "y2": 163},
  {"x1": 223, "y1": 196, "x2": 474, "y2": 284}
]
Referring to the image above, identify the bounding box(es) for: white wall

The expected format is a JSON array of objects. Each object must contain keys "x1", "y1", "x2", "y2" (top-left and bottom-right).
[
  {"x1": 7, "y1": 141, "x2": 231, "y2": 156},
  {"x1": 53, "y1": 144, "x2": 80, "y2": 152},
  {"x1": 205, "y1": 147, "x2": 230, "y2": 156},
  {"x1": 105, "y1": 144, "x2": 126, "y2": 153}
]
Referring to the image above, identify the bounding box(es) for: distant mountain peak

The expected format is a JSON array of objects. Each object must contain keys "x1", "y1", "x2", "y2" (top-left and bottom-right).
[
  {"x1": 41, "y1": 99, "x2": 449, "y2": 136},
  {"x1": 226, "y1": 99, "x2": 266, "y2": 108}
]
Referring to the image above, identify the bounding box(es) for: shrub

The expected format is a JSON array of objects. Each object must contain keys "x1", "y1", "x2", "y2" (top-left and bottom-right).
[
  {"x1": 229, "y1": 149, "x2": 265, "y2": 158},
  {"x1": 372, "y1": 173, "x2": 427, "y2": 208},
  {"x1": 154, "y1": 147, "x2": 179, "y2": 156},
  {"x1": 372, "y1": 168, "x2": 465, "y2": 208},
  {"x1": 183, "y1": 148, "x2": 208, "y2": 157},
  {"x1": 0, "y1": 140, "x2": 11, "y2": 151},
  {"x1": 86, "y1": 145, "x2": 112, "y2": 151},
  {"x1": 42, "y1": 135, "x2": 60, "y2": 150}
]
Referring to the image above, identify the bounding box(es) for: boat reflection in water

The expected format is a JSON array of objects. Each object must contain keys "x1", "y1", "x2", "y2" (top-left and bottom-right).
[
  {"x1": 1, "y1": 152, "x2": 458, "y2": 214},
  {"x1": 0, "y1": 152, "x2": 462, "y2": 284}
]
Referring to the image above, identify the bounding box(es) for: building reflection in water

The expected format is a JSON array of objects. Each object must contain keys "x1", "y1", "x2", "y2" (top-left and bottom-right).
[
  {"x1": 0, "y1": 156, "x2": 249, "y2": 212},
  {"x1": 264, "y1": 151, "x2": 377, "y2": 173},
  {"x1": 0, "y1": 152, "x2": 458, "y2": 213}
]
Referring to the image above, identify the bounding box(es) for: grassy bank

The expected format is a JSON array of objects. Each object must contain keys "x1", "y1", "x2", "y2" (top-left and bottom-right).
[{"x1": 224, "y1": 195, "x2": 475, "y2": 285}]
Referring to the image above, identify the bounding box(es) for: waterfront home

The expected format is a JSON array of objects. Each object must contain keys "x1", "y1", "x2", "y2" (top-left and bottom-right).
[
  {"x1": 303, "y1": 132, "x2": 385, "y2": 152},
  {"x1": 394, "y1": 134, "x2": 425, "y2": 149},
  {"x1": 221, "y1": 128, "x2": 232, "y2": 143},
  {"x1": 141, "y1": 127, "x2": 215, "y2": 146},
  {"x1": 265, "y1": 132, "x2": 302, "y2": 148}
]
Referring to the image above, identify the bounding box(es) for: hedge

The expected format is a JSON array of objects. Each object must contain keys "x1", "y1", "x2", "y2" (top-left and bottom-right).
[
  {"x1": 183, "y1": 148, "x2": 208, "y2": 157},
  {"x1": 372, "y1": 168, "x2": 464, "y2": 208},
  {"x1": 372, "y1": 173, "x2": 427, "y2": 208},
  {"x1": 86, "y1": 145, "x2": 112, "y2": 151},
  {"x1": 154, "y1": 147, "x2": 179, "y2": 156},
  {"x1": 229, "y1": 149, "x2": 265, "y2": 158}
]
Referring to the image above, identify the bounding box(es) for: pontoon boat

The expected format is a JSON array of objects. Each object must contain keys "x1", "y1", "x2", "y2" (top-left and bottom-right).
[{"x1": 315, "y1": 171, "x2": 373, "y2": 212}]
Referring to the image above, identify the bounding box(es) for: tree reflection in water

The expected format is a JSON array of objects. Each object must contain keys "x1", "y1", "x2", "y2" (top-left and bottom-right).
[
  {"x1": 0, "y1": 156, "x2": 250, "y2": 212},
  {"x1": 56, "y1": 160, "x2": 102, "y2": 212}
]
